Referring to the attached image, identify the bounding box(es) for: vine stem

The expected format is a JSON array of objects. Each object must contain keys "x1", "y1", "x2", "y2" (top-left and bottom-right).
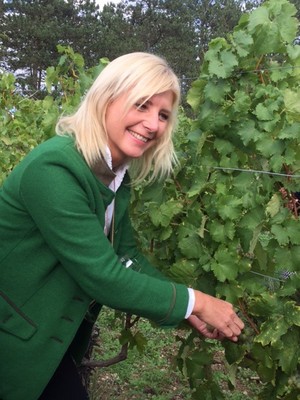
[
  {"x1": 238, "y1": 299, "x2": 260, "y2": 335},
  {"x1": 81, "y1": 314, "x2": 139, "y2": 369},
  {"x1": 255, "y1": 54, "x2": 265, "y2": 84}
]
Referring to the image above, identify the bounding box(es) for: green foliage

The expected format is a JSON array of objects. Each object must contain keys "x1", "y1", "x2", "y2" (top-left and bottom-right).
[
  {"x1": 0, "y1": 0, "x2": 262, "y2": 96},
  {"x1": 0, "y1": 45, "x2": 107, "y2": 185},
  {"x1": 0, "y1": 0, "x2": 102, "y2": 91},
  {"x1": 1, "y1": 1, "x2": 300, "y2": 396},
  {"x1": 131, "y1": 0, "x2": 300, "y2": 398},
  {"x1": 89, "y1": 308, "x2": 194, "y2": 400}
]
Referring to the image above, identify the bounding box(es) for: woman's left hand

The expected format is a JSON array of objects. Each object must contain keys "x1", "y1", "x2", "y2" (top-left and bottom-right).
[{"x1": 187, "y1": 315, "x2": 226, "y2": 340}]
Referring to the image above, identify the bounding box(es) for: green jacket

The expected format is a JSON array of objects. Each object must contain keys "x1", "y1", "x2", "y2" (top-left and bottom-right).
[{"x1": 0, "y1": 135, "x2": 189, "y2": 400}]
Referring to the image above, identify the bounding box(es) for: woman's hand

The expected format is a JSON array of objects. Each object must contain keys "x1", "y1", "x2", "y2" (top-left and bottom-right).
[
  {"x1": 191, "y1": 290, "x2": 244, "y2": 342},
  {"x1": 187, "y1": 315, "x2": 226, "y2": 340}
]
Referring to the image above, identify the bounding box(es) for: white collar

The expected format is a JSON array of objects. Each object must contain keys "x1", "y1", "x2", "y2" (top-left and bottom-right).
[{"x1": 104, "y1": 147, "x2": 129, "y2": 192}]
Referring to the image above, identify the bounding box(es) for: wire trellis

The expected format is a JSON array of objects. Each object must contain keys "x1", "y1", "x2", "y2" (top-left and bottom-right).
[{"x1": 212, "y1": 167, "x2": 300, "y2": 179}]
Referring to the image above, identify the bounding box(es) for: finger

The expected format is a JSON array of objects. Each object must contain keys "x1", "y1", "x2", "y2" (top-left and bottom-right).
[
  {"x1": 220, "y1": 325, "x2": 234, "y2": 338},
  {"x1": 220, "y1": 322, "x2": 242, "y2": 339},
  {"x1": 202, "y1": 331, "x2": 218, "y2": 339},
  {"x1": 212, "y1": 329, "x2": 225, "y2": 341},
  {"x1": 231, "y1": 325, "x2": 242, "y2": 337},
  {"x1": 233, "y1": 315, "x2": 245, "y2": 330}
]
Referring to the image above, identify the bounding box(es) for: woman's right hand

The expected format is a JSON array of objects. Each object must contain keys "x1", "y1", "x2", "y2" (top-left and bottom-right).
[{"x1": 192, "y1": 290, "x2": 244, "y2": 341}]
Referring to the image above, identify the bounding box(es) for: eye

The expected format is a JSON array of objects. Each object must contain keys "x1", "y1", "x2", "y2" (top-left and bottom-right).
[
  {"x1": 159, "y1": 112, "x2": 169, "y2": 122},
  {"x1": 135, "y1": 102, "x2": 147, "y2": 111}
]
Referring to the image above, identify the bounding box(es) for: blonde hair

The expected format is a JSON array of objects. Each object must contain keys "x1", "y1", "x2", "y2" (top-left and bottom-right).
[{"x1": 56, "y1": 52, "x2": 181, "y2": 184}]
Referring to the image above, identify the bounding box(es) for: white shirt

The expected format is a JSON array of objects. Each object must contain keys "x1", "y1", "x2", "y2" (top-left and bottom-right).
[{"x1": 103, "y1": 147, "x2": 128, "y2": 236}]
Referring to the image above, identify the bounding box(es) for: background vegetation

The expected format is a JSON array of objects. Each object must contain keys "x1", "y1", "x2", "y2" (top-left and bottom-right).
[
  {"x1": 1, "y1": 0, "x2": 300, "y2": 399},
  {"x1": 1, "y1": 0, "x2": 267, "y2": 94}
]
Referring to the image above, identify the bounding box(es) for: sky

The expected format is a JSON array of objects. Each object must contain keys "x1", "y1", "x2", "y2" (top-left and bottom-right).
[{"x1": 95, "y1": 0, "x2": 121, "y2": 9}]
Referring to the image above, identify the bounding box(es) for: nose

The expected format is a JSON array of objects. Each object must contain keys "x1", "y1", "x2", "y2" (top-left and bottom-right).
[{"x1": 143, "y1": 112, "x2": 159, "y2": 133}]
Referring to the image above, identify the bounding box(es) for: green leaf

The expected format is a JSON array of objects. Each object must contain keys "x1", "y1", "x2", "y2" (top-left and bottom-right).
[
  {"x1": 211, "y1": 245, "x2": 239, "y2": 282},
  {"x1": 286, "y1": 219, "x2": 300, "y2": 245},
  {"x1": 148, "y1": 200, "x2": 183, "y2": 228},
  {"x1": 119, "y1": 328, "x2": 134, "y2": 346},
  {"x1": 187, "y1": 79, "x2": 205, "y2": 111},
  {"x1": 272, "y1": 1, "x2": 298, "y2": 42},
  {"x1": 247, "y1": 6, "x2": 270, "y2": 32},
  {"x1": 247, "y1": 7, "x2": 280, "y2": 55},
  {"x1": 133, "y1": 331, "x2": 147, "y2": 353},
  {"x1": 283, "y1": 301, "x2": 300, "y2": 326},
  {"x1": 204, "y1": 80, "x2": 231, "y2": 104},
  {"x1": 265, "y1": 193, "x2": 281, "y2": 218},
  {"x1": 178, "y1": 234, "x2": 203, "y2": 259},
  {"x1": 189, "y1": 349, "x2": 213, "y2": 367},
  {"x1": 198, "y1": 102, "x2": 231, "y2": 132},
  {"x1": 249, "y1": 293, "x2": 280, "y2": 317},
  {"x1": 208, "y1": 50, "x2": 238, "y2": 79},
  {"x1": 287, "y1": 44, "x2": 300, "y2": 60},
  {"x1": 257, "y1": 362, "x2": 276, "y2": 383},
  {"x1": 278, "y1": 122, "x2": 300, "y2": 139},
  {"x1": 0, "y1": 136, "x2": 12, "y2": 146},
  {"x1": 214, "y1": 138, "x2": 235, "y2": 156},
  {"x1": 233, "y1": 90, "x2": 251, "y2": 113},
  {"x1": 217, "y1": 195, "x2": 243, "y2": 221},
  {"x1": 209, "y1": 220, "x2": 235, "y2": 243},
  {"x1": 283, "y1": 89, "x2": 300, "y2": 122},
  {"x1": 168, "y1": 259, "x2": 199, "y2": 286},
  {"x1": 237, "y1": 120, "x2": 260, "y2": 145},
  {"x1": 232, "y1": 30, "x2": 253, "y2": 57},
  {"x1": 159, "y1": 226, "x2": 173, "y2": 241},
  {"x1": 217, "y1": 280, "x2": 245, "y2": 304},
  {"x1": 248, "y1": 223, "x2": 263, "y2": 254},
  {"x1": 271, "y1": 224, "x2": 290, "y2": 246},
  {"x1": 256, "y1": 137, "x2": 284, "y2": 157},
  {"x1": 222, "y1": 341, "x2": 246, "y2": 365},
  {"x1": 247, "y1": 1, "x2": 297, "y2": 54},
  {"x1": 254, "y1": 103, "x2": 276, "y2": 121},
  {"x1": 274, "y1": 330, "x2": 299, "y2": 374},
  {"x1": 255, "y1": 317, "x2": 289, "y2": 346},
  {"x1": 187, "y1": 172, "x2": 207, "y2": 197},
  {"x1": 274, "y1": 247, "x2": 293, "y2": 270}
]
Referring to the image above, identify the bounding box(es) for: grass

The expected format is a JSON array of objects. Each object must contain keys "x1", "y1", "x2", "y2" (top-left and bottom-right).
[{"x1": 86, "y1": 307, "x2": 261, "y2": 399}]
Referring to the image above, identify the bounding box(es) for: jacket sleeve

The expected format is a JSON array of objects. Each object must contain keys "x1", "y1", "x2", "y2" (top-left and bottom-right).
[{"x1": 19, "y1": 150, "x2": 189, "y2": 328}]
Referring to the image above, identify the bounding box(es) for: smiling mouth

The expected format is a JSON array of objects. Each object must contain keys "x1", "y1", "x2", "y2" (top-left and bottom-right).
[{"x1": 128, "y1": 129, "x2": 149, "y2": 143}]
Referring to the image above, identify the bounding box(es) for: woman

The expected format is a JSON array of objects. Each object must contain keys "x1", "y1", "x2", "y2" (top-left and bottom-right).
[{"x1": 0, "y1": 52, "x2": 244, "y2": 400}]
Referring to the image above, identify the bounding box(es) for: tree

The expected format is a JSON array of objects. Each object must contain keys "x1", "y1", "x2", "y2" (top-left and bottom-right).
[
  {"x1": 192, "y1": 0, "x2": 264, "y2": 63},
  {"x1": 0, "y1": 0, "x2": 101, "y2": 92},
  {"x1": 0, "y1": 0, "x2": 264, "y2": 96},
  {"x1": 95, "y1": 0, "x2": 264, "y2": 94}
]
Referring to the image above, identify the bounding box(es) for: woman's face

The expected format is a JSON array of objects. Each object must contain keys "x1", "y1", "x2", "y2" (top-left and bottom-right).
[{"x1": 105, "y1": 90, "x2": 174, "y2": 169}]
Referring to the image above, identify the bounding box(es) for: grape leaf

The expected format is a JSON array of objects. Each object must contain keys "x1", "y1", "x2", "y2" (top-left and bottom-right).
[
  {"x1": 274, "y1": 330, "x2": 299, "y2": 374},
  {"x1": 283, "y1": 89, "x2": 300, "y2": 122},
  {"x1": 265, "y1": 194, "x2": 281, "y2": 218},
  {"x1": 211, "y1": 245, "x2": 239, "y2": 282},
  {"x1": 232, "y1": 30, "x2": 253, "y2": 57},
  {"x1": 255, "y1": 317, "x2": 289, "y2": 345}
]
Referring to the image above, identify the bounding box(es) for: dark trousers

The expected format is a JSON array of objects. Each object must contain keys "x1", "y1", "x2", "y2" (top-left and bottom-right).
[{"x1": 39, "y1": 352, "x2": 89, "y2": 400}]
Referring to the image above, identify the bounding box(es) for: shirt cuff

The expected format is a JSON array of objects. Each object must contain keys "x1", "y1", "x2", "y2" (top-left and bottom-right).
[{"x1": 184, "y1": 288, "x2": 195, "y2": 319}]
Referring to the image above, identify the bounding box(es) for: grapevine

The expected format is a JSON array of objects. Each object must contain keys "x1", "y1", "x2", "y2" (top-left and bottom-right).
[{"x1": 131, "y1": 0, "x2": 300, "y2": 398}]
